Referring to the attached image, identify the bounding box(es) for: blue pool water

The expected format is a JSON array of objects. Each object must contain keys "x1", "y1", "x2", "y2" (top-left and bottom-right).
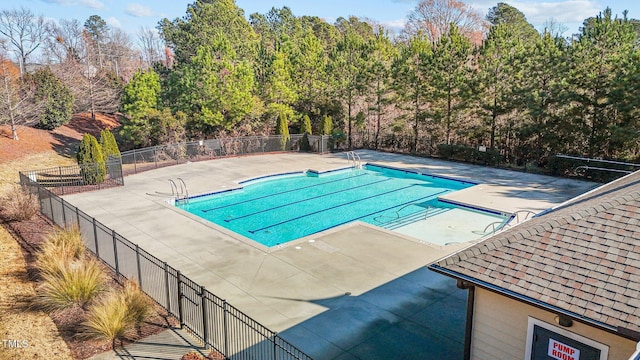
[{"x1": 177, "y1": 164, "x2": 486, "y2": 247}]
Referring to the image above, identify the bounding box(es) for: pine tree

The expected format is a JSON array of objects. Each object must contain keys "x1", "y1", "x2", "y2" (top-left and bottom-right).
[
  {"x1": 567, "y1": 8, "x2": 637, "y2": 158},
  {"x1": 275, "y1": 109, "x2": 290, "y2": 150},
  {"x1": 76, "y1": 133, "x2": 106, "y2": 184},
  {"x1": 301, "y1": 114, "x2": 312, "y2": 134},
  {"x1": 392, "y1": 33, "x2": 434, "y2": 152},
  {"x1": 431, "y1": 24, "x2": 473, "y2": 145},
  {"x1": 167, "y1": 43, "x2": 256, "y2": 136},
  {"x1": 321, "y1": 115, "x2": 333, "y2": 135},
  {"x1": 29, "y1": 67, "x2": 74, "y2": 130},
  {"x1": 120, "y1": 69, "x2": 161, "y2": 147},
  {"x1": 365, "y1": 30, "x2": 396, "y2": 149},
  {"x1": 99, "y1": 129, "x2": 120, "y2": 160}
]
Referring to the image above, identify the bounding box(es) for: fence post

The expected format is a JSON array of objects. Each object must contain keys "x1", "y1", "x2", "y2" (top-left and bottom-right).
[
  {"x1": 36, "y1": 185, "x2": 43, "y2": 215},
  {"x1": 59, "y1": 166, "x2": 64, "y2": 195},
  {"x1": 164, "y1": 262, "x2": 171, "y2": 313},
  {"x1": 177, "y1": 271, "x2": 184, "y2": 327},
  {"x1": 61, "y1": 198, "x2": 67, "y2": 225},
  {"x1": 133, "y1": 149, "x2": 137, "y2": 174},
  {"x1": 223, "y1": 300, "x2": 229, "y2": 356},
  {"x1": 112, "y1": 230, "x2": 119, "y2": 276},
  {"x1": 201, "y1": 286, "x2": 208, "y2": 348},
  {"x1": 273, "y1": 333, "x2": 278, "y2": 360},
  {"x1": 92, "y1": 218, "x2": 100, "y2": 257},
  {"x1": 48, "y1": 189, "x2": 54, "y2": 221},
  {"x1": 135, "y1": 244, "x2": 142, "y2": 288},
  {"x1": 75, "y1": 207, "x2": 80, "y2": 228},
  {"x1": 154, "y1": 147, "x2": 158, "y2": 169}
]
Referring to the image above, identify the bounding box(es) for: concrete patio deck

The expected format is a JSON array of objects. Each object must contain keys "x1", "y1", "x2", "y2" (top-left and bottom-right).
[{"x1": 66, "y1": 150, "x2": 598, "y2": 359}]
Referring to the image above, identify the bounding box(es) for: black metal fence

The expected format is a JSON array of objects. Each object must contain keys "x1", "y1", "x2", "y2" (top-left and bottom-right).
[
  {"x1": 23, "y1": 160, "x2": 124, "y2": 195},
  {"x1": 120, "y1": 135, "x2": 330, "y2": 176},
  {"x1": 19, "y1": 172, "x2": 313, "y2": 360},
  {"x1": 22, "y1": 134, "x2": 330, "y2": 196}
]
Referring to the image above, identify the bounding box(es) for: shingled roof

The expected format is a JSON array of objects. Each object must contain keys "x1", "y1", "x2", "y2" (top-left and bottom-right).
[{"x1": 430, "y1": 171, "x2": 640, "y2": 339}]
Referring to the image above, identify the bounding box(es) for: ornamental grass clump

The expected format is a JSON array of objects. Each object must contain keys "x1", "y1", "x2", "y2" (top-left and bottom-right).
[
  {"x1": 2, "y1": 185, "x2": 39, "y2": 221},
  {"x1": 43, "y1": 225, "x2": 85, "y2": 257},
  {"x1": 81, "y1": 280, "x2": 154, "y2": 347},
  {"x1": 80, "y1": 290, "x2": 132, "y2": 348},
  {"x1": 35, "y1": 257, "x2": 106, "y2": 312},
  {"x1": 121, "y1": 280, "x2": 153, "y2": 334},
  {"x1": 36, "y1": 225, "x2": 85, "y2": 278}
]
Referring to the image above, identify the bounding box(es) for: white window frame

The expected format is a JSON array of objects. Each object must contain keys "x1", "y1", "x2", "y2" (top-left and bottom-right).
[{"x1": 524, "y1": 317, "x2": 609, "y2": 360}]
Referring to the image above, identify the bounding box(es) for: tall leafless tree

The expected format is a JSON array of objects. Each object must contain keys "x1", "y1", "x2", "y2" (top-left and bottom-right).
[
  {"x1": 0, "y1": 43, "x2": 40, "y2": 140},
  {"x1": 44, "y1": 18, "x2": 85, "y2": 64},
  {"x1": 0, "y1": 7, "x2": 47, "y2": 76},
  {"x1": 75, "y1": 30, "x2": 122, "y2": 119},
  {"x1": 401, "y1": 0, "x2": 486, "y2": 45},
  {"x1": 105, "y1": 27, "x2": 139, "y2": 79},
  {"x1": 137, "y1": 27, "x2": 164, "y2": 68}
]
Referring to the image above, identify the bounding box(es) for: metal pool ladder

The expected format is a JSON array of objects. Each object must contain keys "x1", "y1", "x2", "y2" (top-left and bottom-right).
[
  {"x1": 346, "y1": 151, "x2": 362, "y2": 169},
  {"x1": 169, "y1": 178, "x2": 190, "y2": 203}
]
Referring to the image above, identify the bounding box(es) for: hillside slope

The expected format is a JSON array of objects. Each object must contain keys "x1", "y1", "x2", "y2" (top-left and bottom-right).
[{"x1": 0, "y1": 113, "x2": 120, "y2": 195}]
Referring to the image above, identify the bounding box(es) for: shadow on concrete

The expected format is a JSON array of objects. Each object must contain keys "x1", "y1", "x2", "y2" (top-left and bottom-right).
[{"x1": 236, "y1": 268, "x2": 467, "y2": 360}]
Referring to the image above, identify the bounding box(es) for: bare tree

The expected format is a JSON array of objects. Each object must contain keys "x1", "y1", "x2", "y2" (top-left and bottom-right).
[
  {"x1": 44, "y1": 18, "x2": 84, "y2": 64},
  {"x1": 75, "y1": 30, "x2": 121, "y2": 120},
  {"x1": 543, "y1": 18, "x2": 569, "y2": 38},
  {"x1": 402, "y1": 0, "x2": 486, "y2": 44},
  {"x1": 137, "y1": 27, "x2": 164, "y2": 68},
  {"x1": 0, "y1": 7, "x2": 48, "y2": 76},
  {"x1": 105, "y1": 27, "x2": 139, "y2": 79},
  {"x1": 0, "y1": 43, "x2": 40, "y2": 140}
]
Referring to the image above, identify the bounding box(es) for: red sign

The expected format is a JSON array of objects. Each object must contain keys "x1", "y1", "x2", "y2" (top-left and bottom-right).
[{"x1": 548, "y1": 338, "x2": 580, "y2": 360}]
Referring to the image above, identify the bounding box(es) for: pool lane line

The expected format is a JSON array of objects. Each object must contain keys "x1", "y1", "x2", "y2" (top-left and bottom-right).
[
  {"x1": 247, "y1": 184, "x2": 441, "y2": 234},
  {"x1": 201, "y1": 172, "x2": 369, "y2": 213},
  {"x1": 328, "y1": 189, "x2": 451, "y2": 230},
  {"x1": 224, "y1": 177, "x2": 393, "y2": 222}
]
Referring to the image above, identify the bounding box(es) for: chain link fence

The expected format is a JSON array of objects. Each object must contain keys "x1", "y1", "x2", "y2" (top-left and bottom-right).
[
  {"x1": 120, "y1": 135, "x2": 330, "y2": 176},
  {"x1": 21, "y1": 134, "x2": 330, "y2": 195}
]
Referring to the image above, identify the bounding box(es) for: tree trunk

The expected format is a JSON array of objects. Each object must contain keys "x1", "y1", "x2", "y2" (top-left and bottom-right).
[
  {"x1": 10, "y1": 116, "x2": 18, "y2": 140},
  {"x1": 490, "y1": 97, "x2": 497, "y2": 150},
  {"x1": 375, "y1": 78, "x2": 381, "y2": 150},
  {"x1": 413, "y1": 92, "x2": 419, "y2": 153},
  {"x1": 446, "y1": 85, "x2": 452, "y2": 144},
  {"x1": 347, "y1": 88, "x2": 352, "y2": 150}
]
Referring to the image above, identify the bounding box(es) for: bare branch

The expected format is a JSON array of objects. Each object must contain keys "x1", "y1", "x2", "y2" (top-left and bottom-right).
[
  {"x1": 402, "y1": 0, "x2": 487, "y2": 45},
  {"x1": 0, "y1": 7, "x2": 48, "y2": 76}
]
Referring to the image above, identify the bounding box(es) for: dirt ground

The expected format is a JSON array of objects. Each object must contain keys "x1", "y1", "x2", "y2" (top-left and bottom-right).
[
  {"x1": 0, "y1": 225, "x2": 74, "y2": 360},
  {"x1": 0, "y1": 113, "x2": 120, "y2": 194},
  {"x1": 0, "y1": 113, "x2": 120, "y2": 164},
  {"x1": 0, "y1": 114, "x2": 134, "y2": 360}
]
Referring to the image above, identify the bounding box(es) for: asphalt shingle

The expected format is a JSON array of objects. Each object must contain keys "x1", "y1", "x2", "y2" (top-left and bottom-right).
[{"x1": 433, "y1": 171, "x2": 640, "y2": 334}]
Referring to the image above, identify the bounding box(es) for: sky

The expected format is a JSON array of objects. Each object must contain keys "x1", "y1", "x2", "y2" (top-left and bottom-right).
[{"x1": 10, "y1": 0, "x2": 640, "y2": 40}]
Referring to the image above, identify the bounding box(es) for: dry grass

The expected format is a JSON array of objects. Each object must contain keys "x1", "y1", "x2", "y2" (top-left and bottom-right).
[
  {"x1": 42, "y1": 225, "x2": 85, "y2": 258},
  {"x1": 35, "y1": 257, "x2": 107, "y2": 312},
  {"x1": 80, "y1": 290, "x2": 132, "y2": 348},
  {"x1": 35, "y1": 228, "x2": 85, "y2": 280},
  {"x1": 0, "y1": 226, "x2": 73, "y2": 359},
  {"x1": 0, "y1": 151, "x2": 75, "y2": 196},
  {"x1": 80, "y1": 279, "x2": 155, "y2": 348},
  {"x1": 121, "y1": 280, "x2": 154, "y2": 333},
  {"x1": 1, "y1": 184, "x2": 39, "y2": 221}
]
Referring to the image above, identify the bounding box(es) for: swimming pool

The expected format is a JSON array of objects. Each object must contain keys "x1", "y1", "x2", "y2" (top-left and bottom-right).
[{"x1": 176, "y1": 164, "x2": 507, "y2": 247}]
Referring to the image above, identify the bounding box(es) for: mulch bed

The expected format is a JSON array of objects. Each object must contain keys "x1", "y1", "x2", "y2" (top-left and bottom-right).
[{"x1": 0, "y1": 209, "x2": 181, "y2": 360}]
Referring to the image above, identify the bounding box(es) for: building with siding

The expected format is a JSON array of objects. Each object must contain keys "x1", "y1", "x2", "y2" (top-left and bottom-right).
[{"x1": 429, "y1": 171, "x2": 640, "y2": 360}]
